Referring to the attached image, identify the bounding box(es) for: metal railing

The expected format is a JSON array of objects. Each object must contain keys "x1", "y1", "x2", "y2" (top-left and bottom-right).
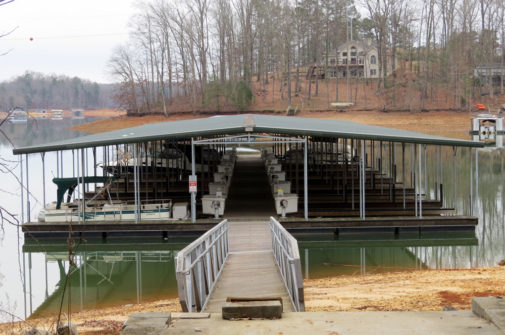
[
  {"x1": 175, "y1": 219, "x2": 229, "y2": 312},
  {"x1": 269, "y1": 217, "x2": 305, "y2": 312}
]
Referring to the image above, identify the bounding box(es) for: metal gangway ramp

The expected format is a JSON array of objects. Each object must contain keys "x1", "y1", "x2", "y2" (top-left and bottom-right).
[{"x1": 175, "y1": 218, "x2": 304, "y2": 313}]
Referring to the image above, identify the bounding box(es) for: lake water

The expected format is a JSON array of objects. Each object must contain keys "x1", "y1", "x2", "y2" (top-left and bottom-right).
[{"x1": 0, "y1": 119, "x2": 504, "y2": 321}]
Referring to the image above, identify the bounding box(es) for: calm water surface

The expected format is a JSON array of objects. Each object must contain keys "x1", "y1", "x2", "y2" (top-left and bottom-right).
[{"x1": 0, "y1": 120, "x2": 504, "y2": 320}]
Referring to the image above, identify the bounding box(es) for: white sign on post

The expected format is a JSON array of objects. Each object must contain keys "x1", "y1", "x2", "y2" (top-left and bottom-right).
[{"x1": 189, "y1": 175, "x2": 197, "y2": 193}]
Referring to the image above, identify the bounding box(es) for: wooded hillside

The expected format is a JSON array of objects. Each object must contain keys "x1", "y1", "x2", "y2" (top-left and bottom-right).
[
  {"x1": 0, "y1": 72, "x2": 119, "y2": 111},
  {"x1": 109, "y1": 0, "x2": 505, "y2": 114}
]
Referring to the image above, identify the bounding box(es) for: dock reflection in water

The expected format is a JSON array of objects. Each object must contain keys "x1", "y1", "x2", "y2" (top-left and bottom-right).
[
  {"x1": 23, "y1": 232, "x2": 478, "y2": 317},
  {"x1": 22, "y1": 237, "x2": 195, "y2": 318},
  {"x1": 295, "y1": 232, "x2": 478, "y2": 279}
]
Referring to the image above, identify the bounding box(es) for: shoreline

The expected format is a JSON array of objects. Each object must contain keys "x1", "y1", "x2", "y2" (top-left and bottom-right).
[{"x1": 2, "y1": 266, "x2": 504, "y2": 334}]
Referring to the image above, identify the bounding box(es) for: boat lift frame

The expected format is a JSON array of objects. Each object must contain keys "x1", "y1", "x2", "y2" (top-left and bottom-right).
[{"x1": 191, "y1": 134, "x2": 308, "y2": 222}]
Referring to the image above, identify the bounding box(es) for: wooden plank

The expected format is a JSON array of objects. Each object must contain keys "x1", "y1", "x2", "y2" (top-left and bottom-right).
[{"x1": 204, "y1": 221, "x2": 294, "y2": 313}]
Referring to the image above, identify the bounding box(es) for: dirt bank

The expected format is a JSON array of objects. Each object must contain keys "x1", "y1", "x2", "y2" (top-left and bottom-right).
[
  {"x1": 2, "y1": 267, "x2": 504, "y2": 334},
  {"x1": 0, "y1": 298, "x2": 181, "y2": 335},
  {"x1": 304, "y1": 266, "x2": 505, "y2": 312}
]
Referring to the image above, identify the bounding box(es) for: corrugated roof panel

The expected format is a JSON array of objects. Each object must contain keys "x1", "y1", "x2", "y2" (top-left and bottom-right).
[
  {"x1": 12, "y1": 114, "x2": 482, "y2": 154},
  {"x1": 253, "y1": 114, "x2": 481, "y2": 147}
]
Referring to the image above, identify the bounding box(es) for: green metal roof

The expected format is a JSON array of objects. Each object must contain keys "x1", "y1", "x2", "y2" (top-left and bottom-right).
[{"x1": 12, "y1": 114, "x2": 483, "y2": 154}]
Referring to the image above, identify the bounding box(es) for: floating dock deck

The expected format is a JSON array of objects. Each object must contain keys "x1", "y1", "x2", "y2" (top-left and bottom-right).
[
  {"x1": 22, "y1": 216, "x2": 477, "y2": 238},
  {"x1": 23, "y1": 155, "x2": 478, "y2": 238},
  {"x1": 23, "y1": 155, "x2": 478, "y2": 237}
]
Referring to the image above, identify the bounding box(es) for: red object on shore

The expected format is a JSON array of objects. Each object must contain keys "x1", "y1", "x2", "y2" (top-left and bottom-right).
[{"x1": 476, "y1": 104, "x2": 486, "y2": 110}]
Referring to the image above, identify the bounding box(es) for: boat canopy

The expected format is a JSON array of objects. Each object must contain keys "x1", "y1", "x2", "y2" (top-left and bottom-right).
[{"x1": 53, "y1": 176, "x2": 115, "y2": 209}]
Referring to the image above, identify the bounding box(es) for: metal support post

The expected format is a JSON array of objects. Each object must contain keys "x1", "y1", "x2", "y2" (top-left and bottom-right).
[
  {"x1": 25, "y1": 154, "x2": 30, "y2": 222},
  {"x1": 304, "y1": 137, "x2": 309, "y2": 220},
  {"x1": 20, "y1": 155, "x2": 25, "y2": 224},
  {"x1": 414, "y1": 144, "x2": 417, "y2": 216},
  {"x1": 360, "y1": 140, "x2": 366, "y2": 219},
  {"x1": 453, "y1": 147, "x2": 457, "y2": 210},
  {"x1": 85, "y1": 148, "x2": 88, "y2": 192},
  {"x1": 359, "y1": 142, "x2": 362, "y2": 218},
  {"x1": 351, "y1": 140, "x2": 355, "y2": 210},
  {"x1": 191, "y1": 138, "x2": 197, "y2": 223},
  {"x1": 470, "y1": 148, "x2": 473, "y2": 215},
  {"x1": 76, "y1": 151, "x2": 81, "y2": 224},
  {"x1": 436, "y1": 146, "x2": 440, "y2": 200},
  {"x1": 475, "y1": 148, "x2": 479, "y2": 204},
  {"x1": 93, "y1": 147, "x2": 97, "y2": 177},
  {"x1": 56, "y1": 150, "x2": 60, "y2": 177},
  {"x1": 41, "y1": 153, "x2": 47, "y2": 206},
  {"x1": 402, "y1": 143, "x2": 406, "y2": 209},
  {"x1": 134, "y1": 143, "x2": 139, "y2": 223},
  {"x1": 424, "y1": 145, "x2": 427, "y2": 200},
  {"x1": 60, "y1": 150, "x2": 64, "y2": 177},
  {"x1": 418, "y1": 144, "x2": 422, "y2": 218},
  {"x1": 81, "y1": 149, "x2": 86, "y2": 222}
]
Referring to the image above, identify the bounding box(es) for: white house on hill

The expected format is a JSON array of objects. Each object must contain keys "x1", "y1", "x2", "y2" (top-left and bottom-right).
[{"x1": 307, "y1": 40, "x2": 393, "y2": 80}]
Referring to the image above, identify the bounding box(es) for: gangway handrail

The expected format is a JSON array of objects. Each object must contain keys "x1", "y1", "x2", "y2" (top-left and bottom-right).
[
  {"x1": 269, "y1": 217, "x2": 305, "y2": 311},
  {"x1": 175, "y1": 219, "x2": 229, "y2": 312}
]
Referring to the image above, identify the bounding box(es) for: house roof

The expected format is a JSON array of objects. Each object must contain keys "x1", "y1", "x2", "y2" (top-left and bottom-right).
[
  {"x1": 12, "y1": 114, "x2": 483, "y2": 155},
  {"x1": 326, "y1": 40, "x2": 376, "y2": 57}
]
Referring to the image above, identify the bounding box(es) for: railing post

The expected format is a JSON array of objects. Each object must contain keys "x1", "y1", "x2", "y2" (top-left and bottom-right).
[
  {"x1": 184, "y1": 254, "x2": 193, "y2": 312},
  {"x1": 175, "y1": 219, "x2": 229, "y2": 312},
  {"x1": 269, "y1": 216, "x2": 305, "y2": 312}
]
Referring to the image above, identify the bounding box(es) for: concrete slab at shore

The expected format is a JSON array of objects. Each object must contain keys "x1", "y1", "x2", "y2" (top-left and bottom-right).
[
  {"x1": 122, "y1": 311, "x2": 501, "y2": 335},
  {"x1": 473, "y1": 297, "x2": 505, "y2": 333}
]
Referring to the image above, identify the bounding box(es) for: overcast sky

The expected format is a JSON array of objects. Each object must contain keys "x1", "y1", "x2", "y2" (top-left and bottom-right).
[{"x1": 0, "y1": 0, "x2": 137, "y2": 83}]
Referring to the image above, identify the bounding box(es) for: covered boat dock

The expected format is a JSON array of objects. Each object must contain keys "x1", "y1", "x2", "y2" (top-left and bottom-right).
[{"x1": 13, "y1": 114, "x2": 483, "y2": 237}]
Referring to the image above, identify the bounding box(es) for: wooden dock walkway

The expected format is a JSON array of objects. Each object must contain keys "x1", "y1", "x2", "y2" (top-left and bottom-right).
[{"x1": 204, "y1": 220, "x2": 294, "y2": 313}]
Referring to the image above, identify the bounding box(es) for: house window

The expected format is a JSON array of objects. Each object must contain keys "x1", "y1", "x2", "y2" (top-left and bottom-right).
[
  {"x1": 330, "y1": 58, "x2": 336, "y2": 65},
  {"x1": 342, "y1": 52, "x2": 347, "y2": 57},
  {"x1": 342, "y1": 58, "x2": 347, "y2": 64},
  {"x1": 351, "y1": 58, "x2": 356, "y2": 64},
  {"x1": 370, "y1": 69, "x2": 377, "y2": 76},
  {"x1": 370, "y1": 55, "x2": 377, "y2": 64}
]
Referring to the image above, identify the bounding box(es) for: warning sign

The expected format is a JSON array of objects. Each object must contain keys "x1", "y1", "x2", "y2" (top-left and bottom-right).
[{"x1": 189, "y1": 175, "x2": 197, "y2": 193}]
